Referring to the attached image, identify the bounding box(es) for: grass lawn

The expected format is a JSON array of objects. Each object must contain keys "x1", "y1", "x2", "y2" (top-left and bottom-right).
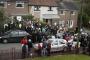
[{"x1": 24, "y1": 54, "x2": 90, "y2": 60}]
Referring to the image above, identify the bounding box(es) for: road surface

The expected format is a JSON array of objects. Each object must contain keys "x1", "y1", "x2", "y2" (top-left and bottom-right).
[{"x1": 0, "y1": 43, "x2": 22, "y2": 50}]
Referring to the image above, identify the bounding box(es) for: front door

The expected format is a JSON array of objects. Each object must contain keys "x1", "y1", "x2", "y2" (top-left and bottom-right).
[{"x1": 44, "y1": 19, "x2": 52, "y2": 25}]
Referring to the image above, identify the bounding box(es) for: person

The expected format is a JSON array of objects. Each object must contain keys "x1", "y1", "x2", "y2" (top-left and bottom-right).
[
  {"x1": 46, "y1": 42, "x2": 51, "y2": 56},
  {"x1": 27, "y1": 38, "x2": 33, "y2": 57},
  {"x1": 80, "y1": 35, "x2": 87, "y2": 54},
  {"x1": 87, "y1": 34, "x2": 90, "y2": 55},
  {"x1": 37, "y1": 43, "x2": 42, "y2": 56},
  {"x1": 20, "y1": 36, "x2": 28, "y2": 45},
  {"x1": 42, "y1": 37, "x2": 47, "y2": 56},
  {"x1": 20, "y1": 36, "x2": 28, "y2": 59}
]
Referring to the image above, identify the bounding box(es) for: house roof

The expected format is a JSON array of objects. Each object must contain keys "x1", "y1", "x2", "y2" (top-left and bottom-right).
[
  {"x1": 0, "y1": 0, "x2": 28, "y2": 2},
  {"x1": 0, "y1": 0, "x2": 78, "y2": 10},
  {"x1": 58, "y1": 1, "x2": 78, "y2": 10},
  {"x1": 0, "y1": 0, "x2": 5, "y2": 1},
  {"x1": 29, "y1": 0, "x2": 59, "y2": 7},
  {"x1": 29, "y1": 0, "x2": 78, "y2": 10}
]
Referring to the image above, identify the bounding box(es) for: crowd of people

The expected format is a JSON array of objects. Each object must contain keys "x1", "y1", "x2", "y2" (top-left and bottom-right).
[
  {"x1": 20, "y1": 36, "x2": 52, "y2": 59},
  {"x1": 19, "y1": 21, "x2": 90, "y2": 59},
  {"x1": 19, "y1": 21, "x2": 71, "y2": 58}
]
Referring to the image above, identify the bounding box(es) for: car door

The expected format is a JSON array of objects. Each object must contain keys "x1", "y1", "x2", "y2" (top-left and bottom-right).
[
  {"x1": 9, "y1": 31, "x2": 20, "y2": 43},
  {"x1": 58, "y1": 39, "x2": 66, "y2": 51},
  {"x1": 51, "y1": 39, "x2": 59, "y2": 52}
]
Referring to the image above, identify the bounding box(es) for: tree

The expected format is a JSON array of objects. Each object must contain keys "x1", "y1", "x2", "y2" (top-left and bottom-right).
[
  {"x1": 0, "y1": 9, "x2": 6, "y2": 29},
  {"x1": 22, "y1": 14, "x2": 34, "y2": 21},
  {"x1": 78, "y1": 13, "x2": 89, "y2": 27},
  {"x1": 84, "y1": 0, "x2": 90, "y2": 16},
  {"x1": 75, "y1": 0, "x2": 90, "y2": 28},
  {"x1": 0, "y1": 10, "x2": 4, "y2": 25}
]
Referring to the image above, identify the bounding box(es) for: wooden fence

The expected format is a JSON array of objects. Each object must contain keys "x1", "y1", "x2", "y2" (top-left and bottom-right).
[{"x1": 0, "y1": 48, "x2": 22, "y2": 60}]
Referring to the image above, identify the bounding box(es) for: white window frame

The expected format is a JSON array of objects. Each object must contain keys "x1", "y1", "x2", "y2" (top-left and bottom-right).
[
  {"x1": 59, "y1": 10, "x2": 65, "y2": 15},
  {"x1": 34, "y1": 6, "x2": 40, "y2": 11},
  {"x1": 71, "y1": 11, "x2": 75, "y2": 15},
  {"x1": 59, "y1": 20, "x2": 65, "y2": 27},
  {"x1": 0, "y1": 1, "x2": 7, "y2": 8},
  {"x1": 67, "y1": 20, "x2": 73, "y2": 28},
  {"x1": 16, "y1": 1, "x2": 24, "y2": 8},
  {"x1": 70, "y1": 20, "x2": 73, "y2": 28},
  {"x1": 48, "y1": 7, "x2": 53, "y2": 11}
]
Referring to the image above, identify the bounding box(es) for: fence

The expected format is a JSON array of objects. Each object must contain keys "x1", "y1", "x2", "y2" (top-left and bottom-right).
[
  {"x1": 0, "y1": 47, "x2": 89, "y2": 60},
  {"x1": 0, "y1": 48, "x2": 22, "y2": 60}
]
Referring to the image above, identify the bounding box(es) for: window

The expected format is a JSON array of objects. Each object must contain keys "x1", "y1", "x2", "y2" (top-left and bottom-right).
[
  {"x1": 34, "y1": 6, "x2": 40, "y2": 11},
  {"x1": 53, "y1": 40, "x2": 58, "y2": 45},
  {"x1": 0, "y1": 2, "x2": 4, "y2": 7},
  {"x1": 66, "y1": 20, "x2": 73, "y2": 28},
  {"x1": 16, "y1": 1, "x2": 24, "y2": 8},
  {"x1": 71, "y1": 11, "x2": 75, "y2": 15},
  {"x1": 48, "y1": 7, "x2": 53, "y2": 11},
  {"x1": 59, "y1": 41, "x2": 65, "y2": 44},
  {"x1": 59, "y1": 21, "x2": 65, "y2": 27},
  {"x1": 11, "y1": 31, "x2": 18, "y2": 37},
  {"x1": 59, "y1": 10, "x2": 65, "y2": 15},
  {"x1": 0, "y1": 1, "x2": 7, "y2": 8}
]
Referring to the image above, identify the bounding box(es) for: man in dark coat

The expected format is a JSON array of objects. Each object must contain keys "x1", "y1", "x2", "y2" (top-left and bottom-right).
[
  {"x1": 42, "y1": 37, "x2": 47, "y2": 56},
  {"x1": 87, "y1": 34, "x2": 90, "y2": 55},
  {"x1": 27, "y1": 38, "x2": 33, "y2": 57},
  {"x1": 46, "y1": 42, "x2": 51, "y2": 56},
  {"x1": 80, "y1": 35, "x2": 87, "y2": 54}
]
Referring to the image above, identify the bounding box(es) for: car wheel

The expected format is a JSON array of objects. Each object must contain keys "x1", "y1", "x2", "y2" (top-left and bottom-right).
[{"x1": 3, "y1": 39, "x2": 8, "y2": 43}]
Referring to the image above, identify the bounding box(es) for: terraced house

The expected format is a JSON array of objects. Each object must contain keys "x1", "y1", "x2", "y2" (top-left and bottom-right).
[{"x1": 0, "y1": 0, "x2": 78, "y2": 29}]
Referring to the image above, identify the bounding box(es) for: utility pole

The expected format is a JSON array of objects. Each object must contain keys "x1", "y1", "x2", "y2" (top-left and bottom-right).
[
  {"x1": 79, "y1": 0, "x2": 83, "y2": 32},
  {"x1": 76, "y1": 0, "x2": 84, "y2": 54}
]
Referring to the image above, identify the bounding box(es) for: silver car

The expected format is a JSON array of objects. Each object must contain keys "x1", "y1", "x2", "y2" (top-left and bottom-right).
[{"x1": 33, "y1": 38, "x2": 67, "y2": 52}]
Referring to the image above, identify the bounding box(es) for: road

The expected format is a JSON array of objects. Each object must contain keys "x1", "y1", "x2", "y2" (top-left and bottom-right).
[
  {"x1": 0, "y1": 43, "x2": 22, "y2": 60},
  {"x1": 0, "y1": 43, "x2": 22, "y2": 50}
]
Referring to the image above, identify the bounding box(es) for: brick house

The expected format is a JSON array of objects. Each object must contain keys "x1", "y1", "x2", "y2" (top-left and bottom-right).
[
  {"x1": 58, "y1": 0, "x2": 78, "y2": 28},
  {"x1": 29, "y1": 0, "x2": 78, "y2": 28},
  {"x1": 0, "y1": 0, "x2": 78, "y2": 28},
  {"x1": 0, "y1": 0, "x2": 30, "y2": 22}
]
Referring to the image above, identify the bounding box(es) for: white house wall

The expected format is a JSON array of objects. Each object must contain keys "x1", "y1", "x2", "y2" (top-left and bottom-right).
[
  {"x1": 30, "y1": 6, "x2": 35, "y2": 15},
  {"x1": 30, "y1": 6, "x2": 58, "y2": 19},
  {"x1": 40, "y1": 7, "x2": 58, "y2": 15}
]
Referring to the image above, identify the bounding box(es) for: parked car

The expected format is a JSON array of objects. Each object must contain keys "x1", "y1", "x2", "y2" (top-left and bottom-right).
[
  {"x1": 0, "y1": 30, "x2": 30, "y2": 43},
  {"x1": 48, "y1": 38, "x2": 67, "y2": 52},
  {"x1": 33, "y1": 38, "x2": 67, "y2": 52}
]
